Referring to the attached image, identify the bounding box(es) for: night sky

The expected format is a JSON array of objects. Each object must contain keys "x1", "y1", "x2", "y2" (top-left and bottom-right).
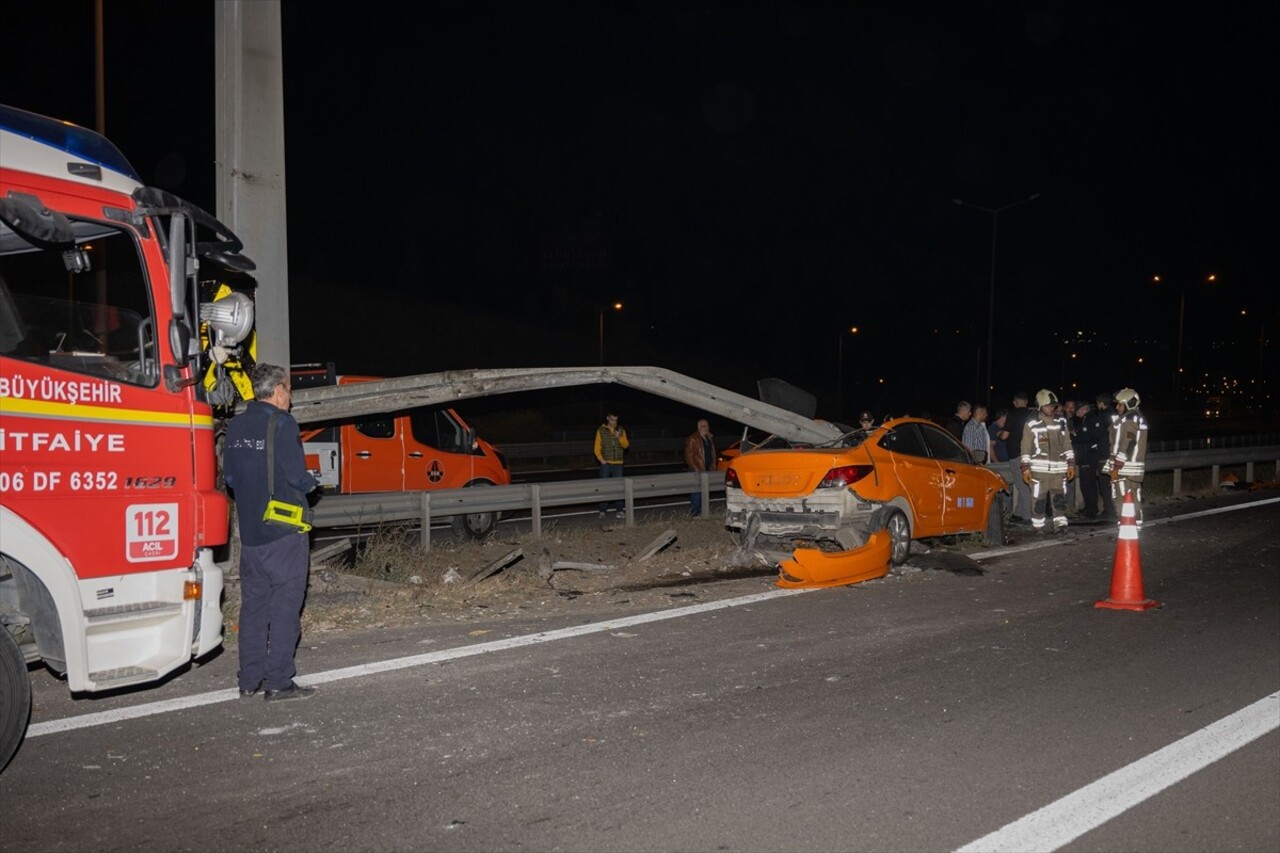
[{"x1": 4, "y1": 2, "x2": 1274, "y2": 428}]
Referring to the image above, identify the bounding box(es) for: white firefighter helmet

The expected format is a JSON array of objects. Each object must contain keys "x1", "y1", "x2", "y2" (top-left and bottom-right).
[
  {"x1": 1035, "y1": 389, "x2": 1058, "y2": 408},
  {"x1": 1114, "y1": 387, "x2": 1140, "y2": 409}
]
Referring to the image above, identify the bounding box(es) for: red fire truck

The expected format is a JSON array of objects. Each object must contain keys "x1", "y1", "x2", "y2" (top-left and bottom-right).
[{"x1": 0, "y1": 105, "x2": 256, "y2": 771}]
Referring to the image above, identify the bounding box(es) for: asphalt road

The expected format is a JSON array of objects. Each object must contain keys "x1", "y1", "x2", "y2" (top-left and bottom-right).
[{"x1": 2, "y1": 494, "x2": 1277, "y2": 853}]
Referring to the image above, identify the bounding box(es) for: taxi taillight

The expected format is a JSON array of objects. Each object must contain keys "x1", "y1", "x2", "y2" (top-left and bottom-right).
[{"x1": 818, "y1": 465, "x2": 873, "y2": 489}]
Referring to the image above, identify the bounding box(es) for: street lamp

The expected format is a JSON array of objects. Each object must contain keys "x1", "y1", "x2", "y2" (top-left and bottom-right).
[
  {"x1": 1154, "y1": 273, "x2": 1215, "y2": 405},
  {"x1": 952, "y1": 193, "x2": 1041, "y2": 401},
  {"x1": 598, "y1": 301, "x2": 622, "y2": 366},
  {"x1": 837, "y1": 326, "x2": 859, "y2": 420}
]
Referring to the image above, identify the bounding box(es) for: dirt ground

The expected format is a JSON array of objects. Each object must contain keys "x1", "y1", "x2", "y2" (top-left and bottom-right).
[
  {"x1": 221, "y1": 513, "x2": 780, "y2": 642},
  {"x1": 220, "y1": 480, "x2": 1260, "y2": 642}
]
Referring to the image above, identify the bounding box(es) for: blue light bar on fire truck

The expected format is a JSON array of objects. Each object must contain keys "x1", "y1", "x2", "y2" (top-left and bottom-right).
[{"x1": 0, "y1": 103, "x2": 141, "y2": 183}]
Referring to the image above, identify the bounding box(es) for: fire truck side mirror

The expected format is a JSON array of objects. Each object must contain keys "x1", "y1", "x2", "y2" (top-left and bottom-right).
[
  {"x1": 169, "y1": 318, "x2": 191, "y2": 365},
  {"x1": 167, "y1": 213, "x2": 190, "y2": 325}
]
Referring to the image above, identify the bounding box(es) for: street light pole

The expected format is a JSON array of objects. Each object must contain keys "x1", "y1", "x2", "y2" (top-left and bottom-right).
[
  {"x1": 598, "y1": 301, "x2": 622, "y2": 366},
  {"x1": 1155, "y1": 274, "x2": 1214, "y2": 406},
  {"x1": 952, "y1": 193, "x2": 1041, "y2": 401}
]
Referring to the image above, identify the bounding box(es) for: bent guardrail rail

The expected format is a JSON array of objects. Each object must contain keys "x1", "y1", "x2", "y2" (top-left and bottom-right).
[
  {"x1": 289, "y1": 365, "x2": 845, "y2": 446},
  {"x1": 309, "y1": 446, "x2": 1280, "y2": 551}
]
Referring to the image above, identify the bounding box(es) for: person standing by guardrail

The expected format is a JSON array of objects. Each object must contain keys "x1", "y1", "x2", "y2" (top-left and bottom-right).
[
  {"x1": 1106, "y1": 388, "x2": 1149, "y2": 529},
  {"x1": 224, "y1": 363, "x2": 319, "y2": 702},
  {"x1": 1003, "y1": 391, "x2": 1034, "y2": 525},
  {"x1": 684, "y1": 418, "x2": 716, "y2": 516},
  {"x1": 1020, "y1": 389, "x2": 1076, "y2": 535},
  {"x1": 1075, "y1": 394, "x2": 1112, "y2": 520},
  {"x1": 962, "y1": 403, "x2": 991, "y2": 463},
  {"x1": 594, "y1": 411, "x2": 630, "y2": 518},
  {"x1": 1060, "y1": 398, "x2": 1081, "y2": 512}
]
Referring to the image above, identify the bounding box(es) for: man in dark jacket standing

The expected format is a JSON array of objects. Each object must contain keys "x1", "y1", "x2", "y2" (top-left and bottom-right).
[
  {"x1": 945, "y1": 401, "x2": 972, "y2": 441},
  {"x1": 225, "y1": 363, "x2": 319, "y2": 702},
  {"x1": 1002, "y1": 391, "x2": 1033, "y2": 524},
  {"x1": 1074, "y1": 394, "x2": 1114, "y2": 520}
]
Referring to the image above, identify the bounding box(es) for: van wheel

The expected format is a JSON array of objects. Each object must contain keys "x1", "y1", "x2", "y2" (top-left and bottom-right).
[
  {"x1": 452, "y1": 511, "x2": 498, "y2": 541},
  {"x1": 0, "y1": 626, "x2": 31, "y2": 773},
  {"x1": 451, "y1": 481, "x2": 498, "y2": 541}
]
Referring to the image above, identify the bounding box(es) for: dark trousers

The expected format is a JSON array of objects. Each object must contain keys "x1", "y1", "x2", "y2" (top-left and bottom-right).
[
  {"x1": 1077, "y1": 461, "x2": 1100, "y2": 517},
  {"x1": 689, "y1": 468, "x2": 703, "y2": 516},
  {"x1": 1093, "y1": 456, "x2": 1117, "y2": 517},
  {"x1": 598, "y1": 462, "x2": 623, "y2": 513},
  {"x1": 237, "y1": 532, "x2": 309, "y2": 692}
]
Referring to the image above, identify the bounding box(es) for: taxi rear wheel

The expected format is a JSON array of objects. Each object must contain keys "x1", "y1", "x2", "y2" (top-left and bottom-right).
[{"x1": 872, "y1": 508, "x2": 911, "y2": 565}]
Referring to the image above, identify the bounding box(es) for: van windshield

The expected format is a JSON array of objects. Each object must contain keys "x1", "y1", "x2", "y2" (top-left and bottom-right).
[{"x1": 408, "y1": 407, "x2": 469, "y2": 454}]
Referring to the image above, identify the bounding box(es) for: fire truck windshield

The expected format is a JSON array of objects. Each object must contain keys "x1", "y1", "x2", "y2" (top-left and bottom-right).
[{"x1": 0, "y1": 220, "x2": 158, "y2": 387}]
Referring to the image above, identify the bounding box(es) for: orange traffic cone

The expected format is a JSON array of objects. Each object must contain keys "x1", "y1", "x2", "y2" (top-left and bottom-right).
[{"x1": 1095, "y1": 492, "x2": 1160, "y2": 611}]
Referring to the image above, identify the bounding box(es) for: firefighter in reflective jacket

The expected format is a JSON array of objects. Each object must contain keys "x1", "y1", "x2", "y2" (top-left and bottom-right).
[
  {"x1": 1105, "y1": 387, "x2": 1149, "y2": 529},
  {"x1": 1020, "y1": 389, "x2": 1076, "y2": 534}
]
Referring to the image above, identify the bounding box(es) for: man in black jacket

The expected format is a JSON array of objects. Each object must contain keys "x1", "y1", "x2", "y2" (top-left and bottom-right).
[
  {"x1": 1002, "y1": 391, "x2": 1033, "y2": 523},
  {"x1": 224, "y1": 363, "x2": 319, "y2": 702},
  {"x1": 1074, "y1": 394, "x2": 1115, "y2": 519}
]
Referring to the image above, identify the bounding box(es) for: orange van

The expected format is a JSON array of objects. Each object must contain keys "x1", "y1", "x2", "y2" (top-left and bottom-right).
[{"x1": 292, "y1": 365, "x2": 510, "y2": 538}]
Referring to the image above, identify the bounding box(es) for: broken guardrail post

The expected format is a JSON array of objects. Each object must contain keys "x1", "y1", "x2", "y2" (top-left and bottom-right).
[
  {"x1": 637, "y1": 528, "x2": 677, "y2": 561},
  {"x1": 465, "y1": 548, "x2": 524, "y2": 585},
  {"x1": 530, "y1": 483, "x2": 542, "y2": 537}
]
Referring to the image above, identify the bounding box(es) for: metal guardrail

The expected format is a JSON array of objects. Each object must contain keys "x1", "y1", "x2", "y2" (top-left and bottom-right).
[
  {"x1": 1142, "y1": 445, "x2": 1280, "y2": 494},
  {"x1": 310, "y1": 446, "x2": 1280, "y2": 551},
  {"x1": 499, "y1": 437, "x2": 684, "y2": 462},
  {"x1": 497, "y1": 432, "x2": 1280, "y2": 463},
  {"x1": 311, "y1": 470, "x2": 720, "y2": 552}
]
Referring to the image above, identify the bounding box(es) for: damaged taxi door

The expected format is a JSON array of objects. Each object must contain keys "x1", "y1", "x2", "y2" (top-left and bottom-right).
[
  {"x1": 919, "y1": 421, "x2": 988, "y2": 531},
  {"x1": 876, "y1": 422, "x2": 946, "y2": 536}
]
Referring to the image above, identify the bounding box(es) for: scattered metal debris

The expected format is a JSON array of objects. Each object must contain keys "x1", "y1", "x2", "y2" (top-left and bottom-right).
[
  {"x1": 551, "y1": 561, "x2": 615, "y2": 572},
  {"x1": 309, "y1": 538, "x2": 352, "y2": 567},
  {"x1": 636, "y1": 528, "x2": 678, "y2": 561},
  {"x1": 465, "y1": 548, "x2": 524, "y2": 585}
]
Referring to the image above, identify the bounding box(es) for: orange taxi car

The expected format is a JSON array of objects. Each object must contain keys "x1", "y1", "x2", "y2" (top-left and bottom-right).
[{"x1": 724, "y1": 416, "x2": 1007, "y2": 584}]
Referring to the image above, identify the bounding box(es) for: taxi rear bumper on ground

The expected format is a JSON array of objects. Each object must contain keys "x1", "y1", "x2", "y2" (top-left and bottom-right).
[{"x1": 776, "y1": 530, "x2": 893, "y2": 589}]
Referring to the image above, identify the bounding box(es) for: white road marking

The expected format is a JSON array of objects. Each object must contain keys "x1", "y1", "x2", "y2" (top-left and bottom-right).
[
  {"x1": 25, "y1": 587, "x2": 811, "y2": 737},
  {"x1": 955, "y1": 691, "x2": 1280, "y2": 853},
  {"x1": 23, "y1": 496, "x2": 1280, "y2": 850},
  {"x1": 28, "y1": 496, "x2": 1278, "y2": 739}
]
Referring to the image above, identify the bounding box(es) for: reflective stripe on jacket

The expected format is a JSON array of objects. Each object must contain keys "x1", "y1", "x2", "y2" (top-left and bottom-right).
[
  {"x1": 1107, "y1": 410, "x2": 1148, "y2": 480},
  {"x1": 1020, "y1": 413, "x2": 1076, "y2": 475}
]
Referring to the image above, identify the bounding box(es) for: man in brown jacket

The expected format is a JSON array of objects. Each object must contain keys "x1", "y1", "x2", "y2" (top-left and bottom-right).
[{"x1": 684, "y1": 418, "x2": 715, "y2": 516}]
